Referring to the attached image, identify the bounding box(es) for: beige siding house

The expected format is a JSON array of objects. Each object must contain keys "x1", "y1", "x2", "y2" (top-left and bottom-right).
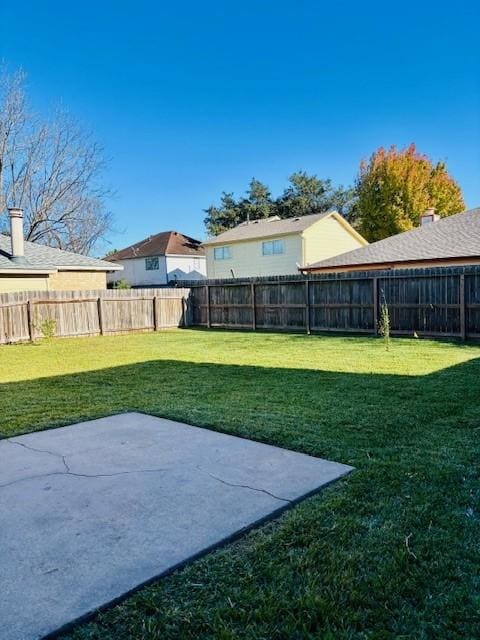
[
  {"x1": 0, "y1": 208, "x2": 122, "y2": 293},
  {"x1": 203, "y1": 212, "x2": 367, "y2": 279}
]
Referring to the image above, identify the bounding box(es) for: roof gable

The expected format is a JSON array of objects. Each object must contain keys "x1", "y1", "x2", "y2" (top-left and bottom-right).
[
  {"x1": 304, "y1": 207, "x2": 480, "y2": 270},
  {"x1": 302, "y1": 210, "x2": 369, "y2": 246}
]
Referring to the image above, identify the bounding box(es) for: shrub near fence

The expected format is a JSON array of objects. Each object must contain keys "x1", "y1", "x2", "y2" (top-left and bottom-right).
[
  {"x1": 0, "y1": 288, "x2": 190, "y2": 344},
  {"x1": 185, "y1": 265, "x2": 480, "y2": 340}
]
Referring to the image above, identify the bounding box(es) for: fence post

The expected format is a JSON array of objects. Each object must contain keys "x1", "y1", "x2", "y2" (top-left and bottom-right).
[
  {"x1": 181, "y1": 296, "x2": 188, "y2": 328},
  {"x1": 305, "y1": 280, "x2": 311, "y2": 335},
  {"x1": 459, "y1": 274, "x2": 466, "y2": 340},
  {"x1": 26, "y1": 299, "x2": 34, "y2": 342},
  {"x1": 251, "y1": 282, "x2": 256, "y2": 331},
  {"x1": 97, "y1": 297, "x2": 104, "y2": 335},
  {"x1": 372, "y1": 277, "x2": 378, "y2": 335},
  {"x1": 206, "y1": 284, "x2": 211, "y2": 328},
  {"x1": 153, "y1": 296, "x2": 158, "y2": 331}
]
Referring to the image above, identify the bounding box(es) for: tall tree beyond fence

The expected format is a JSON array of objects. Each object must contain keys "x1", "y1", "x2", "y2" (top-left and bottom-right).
[
  {"x1": 0, "y1": 289, "x2": 190, "y2": 344},
  {"x1": 187, "y1": 266, "x2": 480, "y2": 340}
]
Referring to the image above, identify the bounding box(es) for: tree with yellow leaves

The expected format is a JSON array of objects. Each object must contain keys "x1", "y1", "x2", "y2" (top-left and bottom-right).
[{"x1": 354, "y1": 144, "x2": 465, "y2": 242}]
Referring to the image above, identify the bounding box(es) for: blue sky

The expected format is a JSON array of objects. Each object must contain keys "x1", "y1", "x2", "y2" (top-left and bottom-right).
[{"x1": 1, "y1": 1, "x2": 479, "y2": 251}]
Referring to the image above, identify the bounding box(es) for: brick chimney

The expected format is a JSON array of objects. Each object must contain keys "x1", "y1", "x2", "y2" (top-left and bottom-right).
[
  {"x1": 420, "y1": 207, "x2": 440, "y2": 226},
  {"x1": 8, "y1": 207, "x2": 25, "y2": 262}
]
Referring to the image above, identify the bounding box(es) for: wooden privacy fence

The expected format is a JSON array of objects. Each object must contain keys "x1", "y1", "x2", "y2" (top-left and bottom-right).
[
  {"x1": 3, "y1": 267, "x2": 480, "y2": 344},
  {"x1": 187, "y1": 266, "x2": 480, "y2": 340},
  {"x1": 0, "y1": 288, "x2": 191, "y2": 344}
]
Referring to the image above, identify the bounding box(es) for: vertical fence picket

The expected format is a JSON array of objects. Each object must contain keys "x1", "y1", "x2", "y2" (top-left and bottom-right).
[
  {"x1": 184, "y1": 267, "x2": 480, "y2": 340},
  {"x1": 1, "y1": 269, "x2": 480, "y2": 344},
  {"x1": 153, "y1": 296, "x2": 158, "y2": 331},
  {"x1": 206, "y1": 285, "x2": 211, "y2": 329},
  {"x1": 0, "y1": 288, "x2": 191, "y2": 344},
  {"x1": 305, "y1": 280, "x2": 311, "y2": 335},
  {"x1": 97, "y1": 297, "x2": 104, "y2": 335},
  {"x1": 459, "y1": 274, "x2": 466, "y2": 340},
  {"x1": 372, "y1": 277, "x2": 378, "y2": 335},
  {"x1": 27, "y1": 300, "x2": 33, "y2": 341},
  {"x1": 251, "y1": 283, "x2": 256, "y2": 331}
]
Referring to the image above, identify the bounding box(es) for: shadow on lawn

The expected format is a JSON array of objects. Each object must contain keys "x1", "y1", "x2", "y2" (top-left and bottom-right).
[
  {"x1": 1, "y1": 356, "x2": 479, "y2": 468},
  {"x1": 2, "y1": 356, "x2": 480, "y2": 639}
]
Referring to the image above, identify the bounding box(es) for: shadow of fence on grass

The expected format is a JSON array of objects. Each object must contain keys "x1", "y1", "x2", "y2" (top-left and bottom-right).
[
  {"x1": 1, "y1": 356, "x2": 479, "y2": 471},
  {"x1": 2, "y1": 355, "x2": 480, "y2": 639}
]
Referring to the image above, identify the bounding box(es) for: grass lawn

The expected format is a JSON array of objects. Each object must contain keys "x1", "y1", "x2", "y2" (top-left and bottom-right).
[{"x1": 1, "y1": 329, "x2": 480, "y2": 639}]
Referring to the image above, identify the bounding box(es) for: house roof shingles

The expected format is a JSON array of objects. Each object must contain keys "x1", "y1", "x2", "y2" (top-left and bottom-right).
[
  {"x1": 0, "y1": 235, "x2": 120, "y2": 272},
  {"x1": 304, "y1": 207, "x2": 480, "y2": 271},
  {"x1": 202, "y1": 212, "x2": 332, "y2": 246},
  {"x1": 107, "y1": 231, "x2": 205, "y2": 261}
]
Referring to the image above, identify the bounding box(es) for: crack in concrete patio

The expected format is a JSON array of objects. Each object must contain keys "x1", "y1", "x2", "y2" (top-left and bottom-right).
[
  {"x1": 196, "y1": 466, "x2": 292, "y2": 503},
  {"x1": 1, "y1": 413, "x2": 353, "y2": 640},
  {"x1": 2, "y1": 440, "x2": 291, "y2": 503}
]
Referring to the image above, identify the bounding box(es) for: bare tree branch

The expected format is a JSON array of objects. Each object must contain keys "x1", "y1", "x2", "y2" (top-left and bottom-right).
[{"x1": 0, "y1": 66, "x2": 113, "y2": 255}]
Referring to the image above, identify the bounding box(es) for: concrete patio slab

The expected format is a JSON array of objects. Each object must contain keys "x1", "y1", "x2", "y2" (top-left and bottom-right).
[{"x1": 0, "y1": 412, "x2": 353, "y2": 640}]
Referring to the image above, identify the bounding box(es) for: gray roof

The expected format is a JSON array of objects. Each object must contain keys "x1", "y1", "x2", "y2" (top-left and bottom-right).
[
  {"x1": 304, "y1": 207, "x2": 480, "y2": 270},
  {"x1": 203, "y1": 212, "x2": 333, "y2": 246},
  {"x1": 0, "y1": 235, "x2": 121, "y2": 272}
]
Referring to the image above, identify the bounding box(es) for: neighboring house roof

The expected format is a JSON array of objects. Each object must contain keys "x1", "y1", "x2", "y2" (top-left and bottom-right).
[
  {"x1": 303, "y1": 207, "x2": 480, "y2": 271},
  {"x1": 0, "y1": 235, "x2": 122, "y2": 274},
  {"x1": 202, "y1": 212, "x2": 342, "y2": 246},
  {"x1": 106, "y1": 231, "x2": 205, "y2": 261}
]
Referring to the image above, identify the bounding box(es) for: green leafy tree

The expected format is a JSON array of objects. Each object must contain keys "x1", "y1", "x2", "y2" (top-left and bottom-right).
[
  {"x1": 329, "y1": 184, "x2": 357, "y2": 220},
  {"x1": 276, "y1": 172, "x2": 353, "y2": 218},
  {"x1": 240, "y1": 178, "x2": 274, "y2": 222},
  {"x1": 354, "y1": 144, "x2": 465, "y2": 242},
  {"x1": 204, "y1": 173, "x2": 354, "y2": 236},
  {"x1": 203, "y1": 192, "x2": 243, "y2": 236}
]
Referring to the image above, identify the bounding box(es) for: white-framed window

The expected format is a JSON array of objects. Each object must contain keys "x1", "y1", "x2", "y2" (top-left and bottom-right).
[
  {"x1": 145, "y1": 256, "x2": 159, "y2": 271},
  {"x1": 262, "y1": 239, "x2": 285, "y2": 256},
  {"x1": 214, "y1": 246, "x2": 231, "y2": 260}
]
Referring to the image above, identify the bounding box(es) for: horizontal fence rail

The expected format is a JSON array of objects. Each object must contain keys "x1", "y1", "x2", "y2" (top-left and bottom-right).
[
  {"x1": 183, "y1": 266, "x2": 480, "y2": 340},
  {"x1": 0, "y1": 288, "x2": 191, "y2": 344},
  {"x1": 3, "y1": 266, "x2": 480, "y2": 344}
]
